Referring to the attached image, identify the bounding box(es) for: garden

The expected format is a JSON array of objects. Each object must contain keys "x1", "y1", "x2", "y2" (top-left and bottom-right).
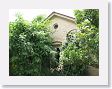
[{"x1": 9, "y1": 9, "x2": 99, "y2": 76}]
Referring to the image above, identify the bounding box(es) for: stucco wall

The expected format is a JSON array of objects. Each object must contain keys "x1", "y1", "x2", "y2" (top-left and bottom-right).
[
  {"x1": 50, "y1": 15, "x2": 76, "y2": 43},
  {"x1": 87, "y1": 66, "x2": 99, "y2": 76}
]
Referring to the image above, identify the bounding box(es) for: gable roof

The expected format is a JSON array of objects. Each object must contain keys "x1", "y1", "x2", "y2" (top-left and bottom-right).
[{"x1": 46, "y1": 12, "x2": 75, "y2": 23}]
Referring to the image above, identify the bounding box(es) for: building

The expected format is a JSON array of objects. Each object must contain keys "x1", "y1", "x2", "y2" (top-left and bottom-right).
[{"x1": 46, "y1": 12, "x2": 77, "y2": 49}]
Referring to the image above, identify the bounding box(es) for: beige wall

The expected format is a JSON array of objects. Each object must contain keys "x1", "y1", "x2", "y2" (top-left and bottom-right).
[
  {"x1": 87, "y1": 66, "x2": 99, "y2": 76},
  {"x1": 50, "y1": 15, "x2": 76, "y2": 43}
]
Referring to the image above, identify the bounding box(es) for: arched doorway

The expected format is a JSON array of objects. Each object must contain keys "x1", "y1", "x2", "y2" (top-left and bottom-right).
[{"x1": 52, "y1": 41, "x2": 62, "y2": 62}]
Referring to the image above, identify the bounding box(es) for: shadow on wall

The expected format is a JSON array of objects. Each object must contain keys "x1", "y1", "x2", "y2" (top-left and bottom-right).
[{"x1": 87, "y1": 66, "x2": 99, "y2": 76}]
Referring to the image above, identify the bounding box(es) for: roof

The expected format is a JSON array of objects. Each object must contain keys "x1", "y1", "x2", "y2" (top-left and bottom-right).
[{"x1": 45, "y1": 12, "x2": 75, "y2": 22}]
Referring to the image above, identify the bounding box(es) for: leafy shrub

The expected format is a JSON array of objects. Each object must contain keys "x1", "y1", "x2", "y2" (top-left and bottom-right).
[
  {"x1": 9, "y1": 14, "x2": 53, "y2": 76},
  {"x1": 60, "y1": 9, "x2": 99, "y2": 76},
  {"x1": 9, "y1": 10, "x2": 99, "y2": 76}
]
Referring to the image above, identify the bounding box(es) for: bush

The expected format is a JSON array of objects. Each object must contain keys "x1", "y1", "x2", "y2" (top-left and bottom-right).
[
  {"x1": 60, "y1": 9, "x2": 99, "y2": 76},
  {"x1": 9, "y1": 14, "x2": 53, "y2": 76},
  {"x1": 9, "y1": 10, "x2": 99, "y2": 76}
]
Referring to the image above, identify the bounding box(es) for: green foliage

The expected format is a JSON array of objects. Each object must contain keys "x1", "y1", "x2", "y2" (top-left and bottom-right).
[
  {"x1": 60, "y1": 9, "x2": 99, "y2": 76},
  {"x1": 74, "y1": 9, "x2": 99, "y2": 67},
  {"x1": 9, "y1": 14, "x2": 53, "y2": 76},
  {"x1": 74, "y1": 9, "x2": 99, "y2": 28},
  {"x1": 32, "y1": 15, "x2": 46, "y2": 23},
  {"x1": 9, "y1": 10, "x2": 99, "y2": 76}
]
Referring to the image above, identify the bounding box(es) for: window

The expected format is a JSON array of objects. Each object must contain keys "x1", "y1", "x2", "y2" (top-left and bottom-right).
[
  {"x1": 66, "y1": 29, "x2": 77, "y2": 42},
  {"x1": 53, "y1": 23, "x2": 58, "y2": 29}
]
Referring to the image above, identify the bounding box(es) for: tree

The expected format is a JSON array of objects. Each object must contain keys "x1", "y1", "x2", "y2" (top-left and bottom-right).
[
  {"x1": 74, "y1": 9, "x2": 99, "y2": 27},
  {"x1": 60, "y1": 9, "x2": 99, "y2": 76},
  {"x1": 9, "y1": 14, "x2": 53, "y2": 76},
  {"x1": 9, "y1": 10, "x2": 99, "y2": 76},
  {"x1": 74, "y1": 9, "x2": 99, "y2": 67}
]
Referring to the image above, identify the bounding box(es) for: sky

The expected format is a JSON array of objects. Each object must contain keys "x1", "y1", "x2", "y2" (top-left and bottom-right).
[{"x1": 9, "y1": 9, "x2": 74, "y2": 21}]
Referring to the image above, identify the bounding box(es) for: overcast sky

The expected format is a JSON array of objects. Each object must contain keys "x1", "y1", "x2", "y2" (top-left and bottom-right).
[{"x1": 9, "y1": 9, "x2": 74, "y2": 21}]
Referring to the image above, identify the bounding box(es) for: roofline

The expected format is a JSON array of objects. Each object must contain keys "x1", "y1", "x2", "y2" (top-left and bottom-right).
[{"x1": 45, "y1": 11, "x2": 75, "y2": 22}]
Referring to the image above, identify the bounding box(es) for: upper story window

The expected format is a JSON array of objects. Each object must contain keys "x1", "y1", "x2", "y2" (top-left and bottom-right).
[{"x1": 53, "y1": 23, "x2": 58, "y2": 29}]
